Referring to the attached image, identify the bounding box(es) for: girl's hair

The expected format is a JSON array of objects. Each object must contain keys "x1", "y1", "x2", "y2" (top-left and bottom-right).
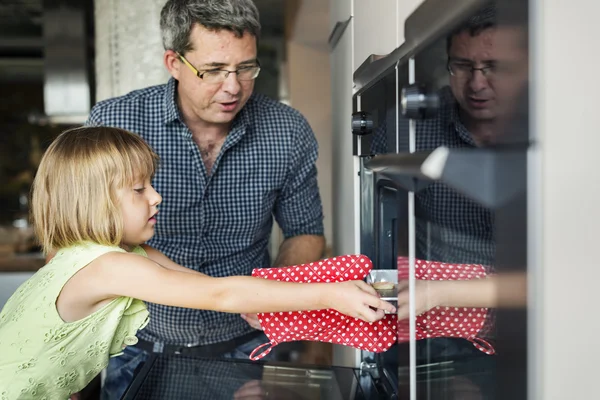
[{"x1": 31, "y1": 126, "x2": 159, "y2": 253}]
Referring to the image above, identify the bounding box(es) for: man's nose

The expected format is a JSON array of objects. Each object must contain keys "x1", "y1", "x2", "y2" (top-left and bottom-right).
[
  {"x1": 221, "y1": 72, "x2": 241, "y2": 95},
  {"x1": 468, "y1": 69, "x2": 489, "y2": 92}
]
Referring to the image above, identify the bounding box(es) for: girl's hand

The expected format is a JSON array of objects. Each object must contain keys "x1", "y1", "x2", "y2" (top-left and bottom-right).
[
  {"x1": 327, "y1": 280, "x2": 396, "y2": 323},
  {"x1": 396, "y1": 279, "x2": 444, "y2": 320}
]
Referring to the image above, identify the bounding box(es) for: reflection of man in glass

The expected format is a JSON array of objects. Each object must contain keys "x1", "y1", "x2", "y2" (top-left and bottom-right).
[
  {"x1": 371, "y1": 4, "x2": 529, "y2": 366},
  {"x1": 406, "y1": 5, "x2": 527, "y2": 267},
  {"x1": 445, "y1": 7, "x2": 529, "y2": 147}
]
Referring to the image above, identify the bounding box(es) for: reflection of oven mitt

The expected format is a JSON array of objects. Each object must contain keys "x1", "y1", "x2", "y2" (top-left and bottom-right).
[
  {"x1": 397, "y1": 257, "x2": 495, "y2": 355},
  {"x1": 249, "y1": 255, "x2": 397, "y2": 360}
]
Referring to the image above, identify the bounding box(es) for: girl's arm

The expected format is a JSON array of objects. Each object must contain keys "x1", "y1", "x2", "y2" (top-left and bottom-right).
[
  {"x1": 396, "y1": 273, "x2": 527, "y2": 320},
  {"x1": 85, "y1": 251, "x2": 396, "y2": 323},
  {"x1": 140, "y1": 244, "x2": 206, "y2": 275}
]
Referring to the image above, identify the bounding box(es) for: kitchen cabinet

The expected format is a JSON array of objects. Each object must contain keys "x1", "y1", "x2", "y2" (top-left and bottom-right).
[
  {"x1": 397, "y1": 0, "x2": 424, "y2": 43},
  {"x1": 330, "y1": 0, "x2": 422, "y2": 74},
  {"x1": 353, "y1": 0, "x2": 398, "y2": 72}
]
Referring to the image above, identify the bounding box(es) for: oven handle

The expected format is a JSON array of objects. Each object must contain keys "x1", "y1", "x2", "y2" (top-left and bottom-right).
[{"x1": 364, "y1": 147, "x2": 527, "y2": 209}]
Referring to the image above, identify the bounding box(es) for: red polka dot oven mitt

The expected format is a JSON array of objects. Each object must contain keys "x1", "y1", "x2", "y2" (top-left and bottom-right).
[
  {"x1": 249, "y1": 255, "x2": 397, "y2": 360},
  {"x1": 397, "y1": 256, "x2": 496, "y2": 355}
]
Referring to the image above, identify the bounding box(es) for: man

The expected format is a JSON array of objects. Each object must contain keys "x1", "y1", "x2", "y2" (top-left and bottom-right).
[{"x1": 87, "y1": 1, "x2": 325, "y2": 398}]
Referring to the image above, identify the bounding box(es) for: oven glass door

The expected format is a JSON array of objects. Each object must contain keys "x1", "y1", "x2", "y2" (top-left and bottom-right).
[
  {"x1": 357, "y1": 1, "x2": 530, "y2": 399},
  {"x1": 408, "y1": 2, "x2": 529, "y2": 399}
]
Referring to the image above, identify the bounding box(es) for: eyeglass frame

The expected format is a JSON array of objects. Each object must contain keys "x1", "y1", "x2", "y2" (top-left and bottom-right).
[
  {"x1": 446, "y1": 58, "x2": 496, "y2": 78},
  {"x1": 176, "y1": 52, "x2": 261, "y2": 82}
]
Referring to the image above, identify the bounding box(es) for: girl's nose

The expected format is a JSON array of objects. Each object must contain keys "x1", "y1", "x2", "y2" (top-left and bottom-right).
[{"x1": 149, "y1": 186, "x2": 162, "y2": 206}]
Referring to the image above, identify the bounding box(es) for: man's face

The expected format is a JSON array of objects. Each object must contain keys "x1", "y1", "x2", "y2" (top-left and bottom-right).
[
  {"x1": 173, "y1": 24, "x2": 258, "y2": 126},
  {"x1": 448, "y1": 27, "x2": 528, "y2": 124}
]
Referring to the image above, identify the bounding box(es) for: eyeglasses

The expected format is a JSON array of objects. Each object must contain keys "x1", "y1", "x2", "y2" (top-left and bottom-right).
[
  {"x1": 447, "y1": 59, "x2": 497, "y2": 80},
  {"x1": 177, "y1": 52, "x2": 261, "y2": 84}
]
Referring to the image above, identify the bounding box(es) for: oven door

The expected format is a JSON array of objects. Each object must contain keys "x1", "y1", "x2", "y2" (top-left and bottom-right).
[{"x1": 353, "y1": 0, "x2": 530, "y2": 398}]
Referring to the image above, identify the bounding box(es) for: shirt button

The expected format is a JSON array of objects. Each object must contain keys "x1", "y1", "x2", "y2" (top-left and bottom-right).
[{"x1": 123, "y1": 336, "x2": 139, "y2": 346}]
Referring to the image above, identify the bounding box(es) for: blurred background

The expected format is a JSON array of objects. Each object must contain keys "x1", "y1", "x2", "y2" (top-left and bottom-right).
[{"x1": 0, "y1": 0, "x2": 333, "y2": 305}]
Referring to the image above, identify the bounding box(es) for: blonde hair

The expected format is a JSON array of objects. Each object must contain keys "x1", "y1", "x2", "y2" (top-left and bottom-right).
[{"x1": 31, "y1": 126, "x2": 159, "y2": 253}]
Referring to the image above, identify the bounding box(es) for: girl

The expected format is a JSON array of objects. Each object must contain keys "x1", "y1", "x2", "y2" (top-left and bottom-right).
[{"x1": 0, "y1": 127, "x2": 395, "y2": 399}]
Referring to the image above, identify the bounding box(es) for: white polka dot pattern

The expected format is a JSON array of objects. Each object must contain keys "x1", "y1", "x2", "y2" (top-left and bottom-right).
[
  {"x1": 396, "y1": 256, "x2": 495, "y2": 355},
  {"x1": 249, "y1": 255, "x2": 397, "y2": 360},
  {"x1": 396, "y1": 256, "x2": 488, "y2": 281}
]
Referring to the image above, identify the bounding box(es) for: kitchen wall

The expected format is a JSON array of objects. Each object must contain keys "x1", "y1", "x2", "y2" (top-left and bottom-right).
[{"x1": 285, "y1": 0, "x2": 333, "y2": 252}]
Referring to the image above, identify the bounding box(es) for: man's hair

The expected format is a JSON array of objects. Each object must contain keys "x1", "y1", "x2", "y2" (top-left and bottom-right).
[
  {"x1": 160, "y1": 0, "x2": 261, "y2": 54},
  {"x1": 446, "y1": 1, "x2": 528, "y2": 54},
  {"x1": 446, "y1": 3, "x2": 498, "y2": 53},
  {"x1": 31, "y1": 126, "x2": 159, "y2": 253}
]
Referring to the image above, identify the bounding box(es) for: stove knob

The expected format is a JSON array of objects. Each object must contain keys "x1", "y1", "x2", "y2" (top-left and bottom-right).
[
  {"x1": 400, "y1": 84, "x2": 440, "y2": 119},
  {"x1": 351, "y1": 111, "x2": 374, "y2": 135}
]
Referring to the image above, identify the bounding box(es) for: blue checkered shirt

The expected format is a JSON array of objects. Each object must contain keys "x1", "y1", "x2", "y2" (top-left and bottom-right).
[{"x1": 87, "y1": 78, "x2": 324, "y2": 345}]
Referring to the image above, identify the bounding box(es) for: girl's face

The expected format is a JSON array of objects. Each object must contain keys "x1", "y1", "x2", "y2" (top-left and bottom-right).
[{"x1": 116, "y1": 177, "x2": 162, "y2": 249}]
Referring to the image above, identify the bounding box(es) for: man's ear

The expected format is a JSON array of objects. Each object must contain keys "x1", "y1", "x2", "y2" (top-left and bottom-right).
[{"x1": 164, "y1": 50, "x2": 181, "y2": 79}]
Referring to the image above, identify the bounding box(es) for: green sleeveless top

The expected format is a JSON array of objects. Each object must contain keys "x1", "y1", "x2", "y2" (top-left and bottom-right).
[{"x1": 0, "y1": 242, "x2": 150, "y2": 399}]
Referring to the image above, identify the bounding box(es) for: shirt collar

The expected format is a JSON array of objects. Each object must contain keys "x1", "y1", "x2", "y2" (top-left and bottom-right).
[
  {"x1": 162, "y1": 78, "x2": 181, "y2": 124},
  {"x1": 231, "y1": 95, "x2": 252, "y2": 132},
  {"x1": 442, "y1": 86, "x2": 478, "y2": 147}
]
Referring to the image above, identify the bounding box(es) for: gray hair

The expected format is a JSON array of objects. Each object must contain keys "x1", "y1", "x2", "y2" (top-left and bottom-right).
[{"x1": 160, "y1": 0, "x2": 261, "y2": 54}]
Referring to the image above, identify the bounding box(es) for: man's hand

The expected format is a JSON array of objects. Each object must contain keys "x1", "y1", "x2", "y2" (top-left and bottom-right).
[
  {"x1": 241, "y1": 313, "x2": 263, "y2": 330},
  {"x1": 233, "y1": 380, "x2": 267, "y2": 399},
  {"x1": 233, "y1": 380, "x2": 302, "y2": 400}
]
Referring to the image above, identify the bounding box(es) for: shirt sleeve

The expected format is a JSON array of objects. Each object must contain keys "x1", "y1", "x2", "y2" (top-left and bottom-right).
[{"x1": 274, "y1": 115, "x2": 324, "y2": 239}]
